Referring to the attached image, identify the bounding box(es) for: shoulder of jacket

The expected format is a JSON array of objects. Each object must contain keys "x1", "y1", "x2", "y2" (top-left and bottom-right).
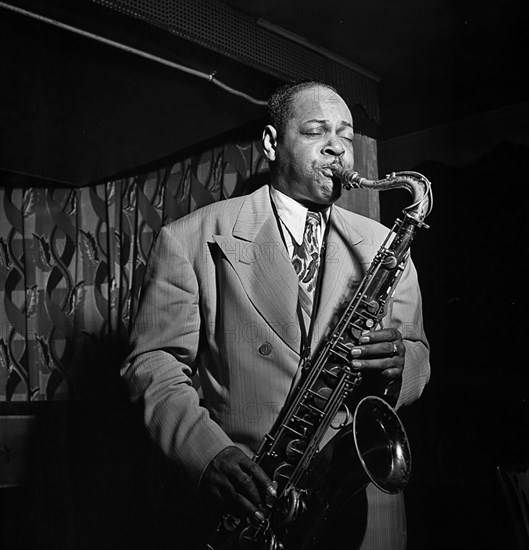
[
  {"x1": 332, "y1": 205, "x2": 391, "y2": 244},
  {"x1": 161, "y1": 193, "x2": 248, "y2": 235}
]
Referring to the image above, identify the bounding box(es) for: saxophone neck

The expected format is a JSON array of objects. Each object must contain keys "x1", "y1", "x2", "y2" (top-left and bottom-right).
[
  {"x1": 391, "y1": 171, "x2": 433, "y2": 226},
  {"x1": 333, "y1": 168, "x2": 433, "y2": 226}
]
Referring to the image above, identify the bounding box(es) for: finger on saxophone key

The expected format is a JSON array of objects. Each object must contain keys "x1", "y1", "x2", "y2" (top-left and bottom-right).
[
  {"x1": 349, "y1": 346, "x2": 364, "y2": 369},
  {"x1": 264, "y1": 481, "x2": 278, "y2": 507},
  {"x1": 267, "y1": 481, "x2": 278, "y2": 498}
]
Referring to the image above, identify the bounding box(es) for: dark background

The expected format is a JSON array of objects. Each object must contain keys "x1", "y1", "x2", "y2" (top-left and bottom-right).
[
  {"x1": 2, "y1": 0, "x2": 528, "y2": 185},
  {"x1": 380, "y1": 140, "x2": 529, "y2": 550}
]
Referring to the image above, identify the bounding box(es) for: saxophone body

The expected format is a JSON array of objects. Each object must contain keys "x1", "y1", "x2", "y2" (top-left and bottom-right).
[{"x1": 207, "y1": 170, "x2": 432, "y2": 550}]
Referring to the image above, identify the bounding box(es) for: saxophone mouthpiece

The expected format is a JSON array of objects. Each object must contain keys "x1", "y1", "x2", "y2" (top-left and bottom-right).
[{"x1": 330, "y1": 166, "x2": 364, "y2": 190}]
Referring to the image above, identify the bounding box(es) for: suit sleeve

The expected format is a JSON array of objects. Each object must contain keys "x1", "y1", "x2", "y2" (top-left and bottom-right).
[
  {"x1": 121, "y1": 225, "x2": 232, "y2": 492},
  {"x1": 384, "y1": 257, "x2": 431, "y2": 409}
]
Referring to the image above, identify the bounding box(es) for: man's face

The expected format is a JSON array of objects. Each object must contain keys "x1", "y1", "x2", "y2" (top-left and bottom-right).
[{"x1": 266, "y1": 86, "x2": 355, "y2": 206}]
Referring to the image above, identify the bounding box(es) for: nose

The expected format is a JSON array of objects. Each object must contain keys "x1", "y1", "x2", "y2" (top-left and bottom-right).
[{"x1": 322, "y1": 134, "x2": 345, "y2": 157}]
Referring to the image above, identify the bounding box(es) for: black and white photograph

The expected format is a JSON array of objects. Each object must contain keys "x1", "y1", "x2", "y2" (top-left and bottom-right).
[{"x1": 0, "y1": 1, "x2": 527, "y2": 549}]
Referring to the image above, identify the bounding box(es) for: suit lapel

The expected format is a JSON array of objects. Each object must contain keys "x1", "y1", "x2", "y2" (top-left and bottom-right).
[{"x1": 212, "y1": 186, "x2": 301, "y2": 354}]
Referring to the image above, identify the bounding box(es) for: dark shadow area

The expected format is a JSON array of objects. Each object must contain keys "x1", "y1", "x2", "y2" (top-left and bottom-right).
[
  {"x1": 380, "y1": 141, "x2": 529, "y2": 549},
  {"x1": 237, "y1": 169, "x2": 271, "y2": 196},
  {"x1": 0, "y1": 336, "x2": 166, "y2": 550}
]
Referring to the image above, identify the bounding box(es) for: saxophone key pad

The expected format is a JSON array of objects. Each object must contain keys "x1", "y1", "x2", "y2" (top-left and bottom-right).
[{"x1": 285, "y1": 438, "x2": 307, "y2": 463}]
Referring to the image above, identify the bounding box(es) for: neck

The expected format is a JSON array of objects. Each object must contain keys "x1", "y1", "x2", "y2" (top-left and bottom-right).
[{"x1": 270, "y1": 184, "x2": 332, "y2": 213}]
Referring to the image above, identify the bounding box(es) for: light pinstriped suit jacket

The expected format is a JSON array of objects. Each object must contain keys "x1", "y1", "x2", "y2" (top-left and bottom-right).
[{"x1": 122, "y1": 184, "x2": 430, "y2": 548}]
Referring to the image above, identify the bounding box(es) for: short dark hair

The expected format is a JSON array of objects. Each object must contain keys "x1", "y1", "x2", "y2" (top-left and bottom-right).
[{"x1": 267, "y1": 80, "x2": 339, "y2": 138}]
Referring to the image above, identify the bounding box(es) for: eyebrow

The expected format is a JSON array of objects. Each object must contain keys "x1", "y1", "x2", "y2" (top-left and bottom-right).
[{"x1": 302, "y1": 119, "x2": 354, "y2": 129}]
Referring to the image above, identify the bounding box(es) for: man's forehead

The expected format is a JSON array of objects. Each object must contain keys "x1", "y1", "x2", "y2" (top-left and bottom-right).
[
  {"x1": 296, "y1": 85, "x2": 342, "y2": 103},
  {"x1": 290, "y1": 86, "x2": 351, "y2": 121}
]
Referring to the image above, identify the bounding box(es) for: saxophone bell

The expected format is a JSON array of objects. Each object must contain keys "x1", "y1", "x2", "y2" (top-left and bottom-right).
[{"x1": 354, "y1": 396, "x2": 411, "y2": 493}]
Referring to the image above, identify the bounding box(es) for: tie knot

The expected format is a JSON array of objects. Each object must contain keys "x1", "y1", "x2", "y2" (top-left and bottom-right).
[{"x1": 306, "y1": 211, "x2": 321, "y2": 228}]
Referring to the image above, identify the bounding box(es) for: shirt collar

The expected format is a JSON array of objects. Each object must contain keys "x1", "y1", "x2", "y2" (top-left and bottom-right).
[{"x1": 270, "y1": 185, "x2": 330, "y2": 246}]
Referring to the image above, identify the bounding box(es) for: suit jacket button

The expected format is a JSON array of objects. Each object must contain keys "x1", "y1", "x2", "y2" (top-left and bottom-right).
[{"x1": 259, "y1": 342, "x2": 273, "y2": 356}]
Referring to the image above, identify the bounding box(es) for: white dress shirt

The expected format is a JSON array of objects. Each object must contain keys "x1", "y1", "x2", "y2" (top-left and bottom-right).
[{"x1": 269, "y1": 185, "x2": 329, "y2": 258}]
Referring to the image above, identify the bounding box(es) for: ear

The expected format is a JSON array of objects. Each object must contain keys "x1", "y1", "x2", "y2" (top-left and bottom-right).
[{"x1": 262, "y1": 125, "x2": 278, "y2": 162}]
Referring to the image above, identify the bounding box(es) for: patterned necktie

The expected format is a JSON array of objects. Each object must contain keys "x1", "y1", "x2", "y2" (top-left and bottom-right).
[{"x1": 292, "y1": 211, "x2": 322, "y2": 332}]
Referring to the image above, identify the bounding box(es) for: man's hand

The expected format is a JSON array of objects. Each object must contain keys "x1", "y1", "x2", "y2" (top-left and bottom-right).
[
  {"x1": 200, "y1": 446, "x2": 277, "y2": 522},
  {"x1": 349, "y1": 327, "x2": 405, "y2": 379}
]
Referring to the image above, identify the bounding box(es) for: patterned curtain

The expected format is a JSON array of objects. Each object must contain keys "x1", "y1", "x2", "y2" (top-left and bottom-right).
[{"x1": 0, "y1": 134, "x2": 377, "y2": 402}]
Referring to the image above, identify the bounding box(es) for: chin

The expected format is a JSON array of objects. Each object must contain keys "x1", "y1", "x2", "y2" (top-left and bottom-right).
[{"x1": 320, "y1": 180, "x2": 343, "y2": 203}]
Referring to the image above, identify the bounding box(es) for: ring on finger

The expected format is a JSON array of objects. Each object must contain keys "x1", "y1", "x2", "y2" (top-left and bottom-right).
[{"x1": 392, "y1": 342, "x2": 399, "y2": 356}]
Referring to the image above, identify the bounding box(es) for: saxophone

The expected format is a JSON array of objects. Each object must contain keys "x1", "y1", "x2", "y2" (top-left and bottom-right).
[{"x1": 207, "y1": 169, "x2": 432, "y2": 550}]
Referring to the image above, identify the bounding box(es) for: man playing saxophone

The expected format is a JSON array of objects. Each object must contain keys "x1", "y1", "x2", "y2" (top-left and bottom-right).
[{"x1": 122, "y1": 80, "x2": 430, "y2": 549}]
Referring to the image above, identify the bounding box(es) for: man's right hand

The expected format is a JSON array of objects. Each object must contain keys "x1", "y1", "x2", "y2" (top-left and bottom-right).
[{"x1": 199, "y1": 446, "x2": 277, "y2": 521}]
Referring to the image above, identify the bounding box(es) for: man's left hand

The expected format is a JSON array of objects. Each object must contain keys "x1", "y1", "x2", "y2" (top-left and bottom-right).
[{"x1": 349, "y1": 327, "x2": 405, "y2": 379}]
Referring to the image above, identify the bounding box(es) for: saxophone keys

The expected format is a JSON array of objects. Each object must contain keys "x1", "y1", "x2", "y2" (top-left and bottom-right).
[
  {"x1": 312, "y1": 386, "x2": 332, "y2": 409},
  {"x1": 382, "y1": 254, "x2": 398, "y2": 269},
  {"x1": 238, "y1": 520, "x2": 279, "y2": 550},
  {"x1": 278, "y1": 488, "x2": 306, "y2": 526},
  {"x1": 285, "y1": 438, "x2": 307, "y2": 462},
  {"x1": 330, "y1": 403, "x2": 351, "y2": 430},
  {"x1": 221, "y1": 514, "x2": 241, "y2": 532},
  {"x1": 273, "y1": 463, "x2": 294, "y2": 486},
  {"x1": 323, "y1": 364, "x2": 342, "y2": 387}
]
